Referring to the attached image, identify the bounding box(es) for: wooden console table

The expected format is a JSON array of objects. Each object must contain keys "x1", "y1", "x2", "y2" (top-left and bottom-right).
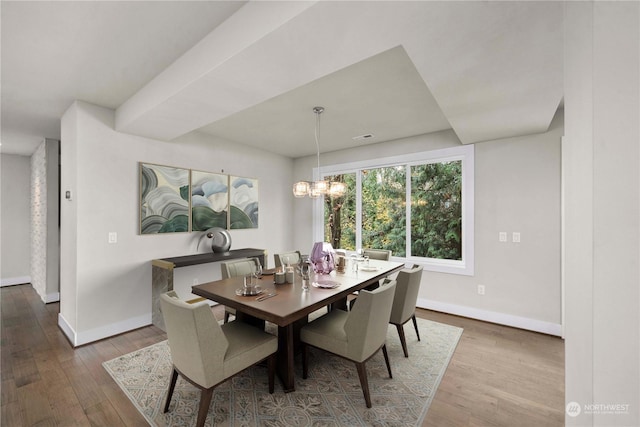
[{"x1": 151, "y1": 248, "x2": 266, "y2": 330}]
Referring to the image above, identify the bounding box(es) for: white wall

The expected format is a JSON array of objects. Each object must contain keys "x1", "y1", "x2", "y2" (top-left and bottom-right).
[
  {"x1": 564, "y1": 2, "x2": 640, "y2": 426},
  {"x1": 60, "y1": 101, "x2": 294, "y2": 345},
  {"x1": 294, "y1": 110, "x2": 563, "y2": 335},
  {"x1": 1, "y1": 154, "x2": 31, "y2": 285}
]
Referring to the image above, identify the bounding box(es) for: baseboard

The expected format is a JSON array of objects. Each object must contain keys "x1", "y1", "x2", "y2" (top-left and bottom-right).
[
  {"x1": 58, "y1": 312, "x2": 152, "y2": 347},
  {"x1": 417, "y1": 298, "x2": 563, "y2": 336},
  {"x1": 44, "y1": 292, "x2": 60, "y2": 303},
  {"x1": 58, "y1": 313, "x2": 77, "y2": 346},
  {"x1": 1, "y1": 276, "x2": 31, "y2": 287}
]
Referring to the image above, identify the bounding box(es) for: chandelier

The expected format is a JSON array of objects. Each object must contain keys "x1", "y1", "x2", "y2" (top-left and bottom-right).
[{"x1": 293, "y1": 106, "x2": 346, "y2": 198}]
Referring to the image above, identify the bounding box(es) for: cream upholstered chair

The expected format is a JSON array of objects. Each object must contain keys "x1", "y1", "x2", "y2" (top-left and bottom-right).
[
  {"x1": 389, "y1": 264, "x2": 424, "y2": 357},
  {"x1": 160, "y1": 291, "x2": 277, "y2": 427},
  {"x1": 300, "y1": 281, "x2": 397, "y2": 408},
  {"x1": 220, "y1": 257, "x2": 261, "y2": 323},
  {"x1": 349, "y1": 248, "x2": 392, "y2": 310},
  {"x1": 362, "y1": 248, "x2": 392, "y2": 261},
  {"x1": 273, "y1": 251, "x2": 302, "y2": 269}
]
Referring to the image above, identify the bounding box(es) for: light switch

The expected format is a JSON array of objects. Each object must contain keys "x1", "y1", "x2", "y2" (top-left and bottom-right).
[
  {"x1": 108, "y1": 232, "x2": 117, "y2": 243},
  {"x1": 499, "y1": 232, "x2": 507, "y2": 242},
  {"x1": 512, "y1": 232, "x2": 521, "y2": 243}
]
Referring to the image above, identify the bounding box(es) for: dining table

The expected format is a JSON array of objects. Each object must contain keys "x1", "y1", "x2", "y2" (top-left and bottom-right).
[{"x1": 191, "y1": 258, "x2": 405, "y2": 392}]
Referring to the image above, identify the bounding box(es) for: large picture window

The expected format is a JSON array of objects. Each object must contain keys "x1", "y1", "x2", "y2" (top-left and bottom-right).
[{"x1": 317, "y1": 145, "x2": 474, "y2": 275}]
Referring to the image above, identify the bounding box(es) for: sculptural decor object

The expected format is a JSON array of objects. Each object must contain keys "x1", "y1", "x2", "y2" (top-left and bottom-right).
[
  {"x1": 309, "y1": 242, "x2": 336, "y2": 274},
  {"x1": 197, "y1": 227, "x2": 232, "y2": 253}
]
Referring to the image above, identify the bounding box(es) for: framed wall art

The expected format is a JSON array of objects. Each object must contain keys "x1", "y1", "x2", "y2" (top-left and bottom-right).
[
  {"x1": 229, "y1": 175, "x2": 259, "y2": 229},
  {"x1": 139, "y1": 163, "x2": 190, "y2": 234},
  {"x1": 191, "y1": 170, "x2": 228, "y2": 231}
]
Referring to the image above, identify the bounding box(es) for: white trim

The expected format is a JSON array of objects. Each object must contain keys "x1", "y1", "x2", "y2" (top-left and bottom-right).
[
  {"x1": 44, "y1": 292, "x2": 60, "y2": 303},
  {"x1": 1, "y1": 276, "x2": 31, "y2": 287},
  {"x1": 58, "y1": 312, "x2": 152, "y2": 347},
  {"x1": 418, "y1": 298, "x2": 563, "y2": 337},
  {"x1": 560, "y1": 136, "x2": 566, "y2": 339},
  {"x1": 58, "y1": 313, "x2": 77, "y2": 345}
]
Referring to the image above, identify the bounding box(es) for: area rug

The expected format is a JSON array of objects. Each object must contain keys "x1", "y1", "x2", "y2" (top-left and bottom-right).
[{"x1": 103, "y1": 317, "x2": 462, "y2": 426}]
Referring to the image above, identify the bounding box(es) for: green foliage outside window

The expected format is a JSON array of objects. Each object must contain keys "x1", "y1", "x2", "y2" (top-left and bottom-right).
[
  {"x1": 361, "y1": 167, "x2": 406, "y2": 256},
  {"x1": 324, "y1": 173, "x2": 356, "y2": 250},
  {"x1": 323, "y1": 160, "x2": 462, "y2": 261},
  {"x1": 411, "y1": 161, "x2": 462, "y2": 260}
]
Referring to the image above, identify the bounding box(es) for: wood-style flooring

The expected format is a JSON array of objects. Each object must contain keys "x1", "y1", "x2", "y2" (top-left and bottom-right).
[{"x1": 1, "y1": 284, "x2": 564, "y2": 426}]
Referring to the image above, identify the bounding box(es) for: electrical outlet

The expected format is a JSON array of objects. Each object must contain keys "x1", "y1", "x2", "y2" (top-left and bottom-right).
[
  {"x1": 499, "y1": 232, "x2": 507, "y2": 242},
  {"x1": 108, "y1": 232, "x2": 117, "y2": 243},
  {"x1": 512, "y1": 232, "x2": 521, "y2": 243},
  {"x1": 477, "y1": 284, "x2": 485, "y2": 295}
]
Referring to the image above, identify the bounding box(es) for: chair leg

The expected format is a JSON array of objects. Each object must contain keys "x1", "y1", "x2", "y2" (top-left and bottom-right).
[
  {"x1": 267, "y1": 353, "x2": 276, "y2": 393},
  {"x1": 355, "y1": 361, "x2": 372, "y2": 408},
  {"x1": 302, "y1": 343, "x2": 309, "y2": 379},
  {"x1": 412, "y1": 314, "x2": 421, "y2": 341},
  {"x1": 396, "y1": 323, "x2": 409, "y2": 357},
  {"x1": 163, "y1": 368, "x2": 179, "y2": 413},
  {"x1": 382, "y1": 344, "x2": 393, "y2": 379},
  {"x1": 196, "y1": 388, "x2": 214, "y2": 427}
]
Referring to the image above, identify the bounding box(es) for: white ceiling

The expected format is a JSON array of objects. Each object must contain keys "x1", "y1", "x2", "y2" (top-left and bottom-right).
[{"x1": 1, "y1": 1, "x2": 563, "y2": 158}]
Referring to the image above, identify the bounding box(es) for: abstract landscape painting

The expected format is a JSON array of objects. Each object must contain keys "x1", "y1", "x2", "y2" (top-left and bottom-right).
[
  {"x1": 191, "y1": 170, "x2": 228, "y2": 231},
  {"x1": 229, "y1": 176, "x2": 258, "y2": 229},
  {"x1": 139, "y1": 163, "x2": 190, "y2": 234}
]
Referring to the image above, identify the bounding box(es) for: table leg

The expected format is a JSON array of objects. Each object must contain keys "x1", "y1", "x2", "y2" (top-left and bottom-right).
[
  {"x1": 276, "y1": 316, "x2": 308, "y2": 392},
  {"x1": 277, "y1": 324, "x2": 295, "y2": 392}
]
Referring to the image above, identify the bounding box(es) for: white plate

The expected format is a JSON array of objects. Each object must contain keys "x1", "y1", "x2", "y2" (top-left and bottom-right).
[
  {"x1": 311, "y1": 280, "x2": 340, "y2": 289},
  {"x1": 360, "y1": 266, "x2": 379, "y2": 272}
]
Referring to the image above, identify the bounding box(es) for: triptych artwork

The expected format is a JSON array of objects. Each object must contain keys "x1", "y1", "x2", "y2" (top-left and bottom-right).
[{"x1": 139, "y1": 163, "x2": 258, "y2": 234}]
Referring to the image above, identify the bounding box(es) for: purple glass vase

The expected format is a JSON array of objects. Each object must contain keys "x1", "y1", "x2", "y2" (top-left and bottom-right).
[{"x1": 310, "y1": 242, "x2": 336, "y2": 274}]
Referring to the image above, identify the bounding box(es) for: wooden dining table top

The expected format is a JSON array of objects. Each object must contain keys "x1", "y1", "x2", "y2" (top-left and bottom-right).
[{"x1": 191, "y1": 259, "x2": 405, "y2": 326}]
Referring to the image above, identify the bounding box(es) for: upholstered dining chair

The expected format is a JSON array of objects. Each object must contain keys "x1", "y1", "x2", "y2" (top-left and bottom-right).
[
  {"x1": 159, "y1": 291, "x2": 277, "y2": 427},
  {"x1": 220, "y1": 257, "x2": 261, "y2": 323},
  {"x1": 388, "y1": 264, "x2": 424, "y2": 357},
  {"x1": 273, "y1": 250, "x2": 302, "y2": 269},
  {"x1": 362, "y1": 248, "x2": 392, "y2": 261},
  {"x1": 349, "y1": 248, "x2": 392, "y2": 310},
  {"x1": 300, "y1": 281, "x2": 397, "y2": 408}
]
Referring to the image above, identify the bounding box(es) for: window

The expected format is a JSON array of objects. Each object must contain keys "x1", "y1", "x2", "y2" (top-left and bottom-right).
[{"x1": 316, "y1": 145, "x2": 474, "y2": 275}]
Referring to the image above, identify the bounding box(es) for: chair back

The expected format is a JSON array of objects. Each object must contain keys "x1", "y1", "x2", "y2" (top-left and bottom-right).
[
  {"x1": 389, "y1": 265, "x2": 424, "y2": 325},
  {"x1": 160, "y1": 291, "x2": 227, "y2": 388},
  {"x1": 274, "y1": 251, "x2": 301, "y2": 268},
  {"x1": 221, "y1": 257, "x2": 260, "y2": 278},
  {"x1": 344, "y1": 280, "x2": 397, "y2": 362},
  {"x1": 362, "y1": 248, "x2": 392, "y2": 260}
]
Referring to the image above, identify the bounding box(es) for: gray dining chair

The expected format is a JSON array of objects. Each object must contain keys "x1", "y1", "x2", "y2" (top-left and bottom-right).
[
  {"x1": 389, "y1": 264, "x2": 424, "y2": 357},
  {"x1": 349, "y1": 248, "x2": 392, "y2": 310},
  {"x1": 300, "y1": 280, "x2": 397, "y2": 408},
  {"x1": 220, "y1": 257, "x2": 261, "y2": 323},
  {"x1": 362, "y1": 248, "x2": 392, "y2": 261},
  {"x1": 160, "y1": 291, "x2": 277, "y2": 427},
  {"x1": 274, "y1": 250, "x2": 302, "y2": 269}
]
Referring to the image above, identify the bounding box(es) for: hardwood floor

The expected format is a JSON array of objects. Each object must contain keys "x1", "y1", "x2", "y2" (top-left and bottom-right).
[{"x1": 1, "y1": 284, "x2": 564, "y2": 426}]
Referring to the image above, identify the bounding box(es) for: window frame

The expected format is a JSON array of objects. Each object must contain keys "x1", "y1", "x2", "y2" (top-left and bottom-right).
[{"x1": 312, "y1": 145, "x2": 474, "y2": 276}]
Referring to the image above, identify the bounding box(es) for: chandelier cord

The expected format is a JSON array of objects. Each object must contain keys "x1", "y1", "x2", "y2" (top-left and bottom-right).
[{"x1": 315, "y1": 109, "x2": 321, "y2": 177}]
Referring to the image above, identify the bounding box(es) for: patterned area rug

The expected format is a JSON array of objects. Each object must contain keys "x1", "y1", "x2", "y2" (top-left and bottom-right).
[{"x1": 103, "y1": 317, "x2": 462, "y2": 426}]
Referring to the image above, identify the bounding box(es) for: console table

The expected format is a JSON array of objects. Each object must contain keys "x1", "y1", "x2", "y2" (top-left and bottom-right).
[{"x1": 151, "y1": 248, "x2": 266, "y2": 330}]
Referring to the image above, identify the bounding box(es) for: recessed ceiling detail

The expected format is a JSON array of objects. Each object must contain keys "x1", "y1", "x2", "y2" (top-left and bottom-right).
[{"x1": 2, "y1": 1, "x2": 563, "y2": 158}]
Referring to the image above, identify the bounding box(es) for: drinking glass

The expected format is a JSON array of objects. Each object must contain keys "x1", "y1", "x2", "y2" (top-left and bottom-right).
[
  {"x1": 253, "y1": 264, "x2": 263, "y2": 283},
  {"x1": 297, "y1": 258, "x2": 311, "y2": 292}
]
